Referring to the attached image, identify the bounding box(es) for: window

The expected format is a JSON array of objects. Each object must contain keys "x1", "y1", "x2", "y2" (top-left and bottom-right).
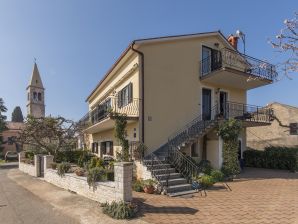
[
  {"x1": 7, "y1": 137, "x2": 15, "y2": 145},
  {"x1": 290, "y1": 123, "x2": 298, "y2": 135},
  {"x1": 38, "y1": 92, "x2": 42, "y2": 101},
  {"x1": 33, "y1": 92, "x2": 37, "y2": 101},
  {"x1": 118, "y1": 83, "x2": 133, "y2": 108}
]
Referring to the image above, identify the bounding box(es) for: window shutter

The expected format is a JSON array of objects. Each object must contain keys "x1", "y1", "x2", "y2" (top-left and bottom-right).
[
  {"x1": 117, "y1": 91, "x2": 122, "y2": 108},
  {"x1": 128, "y1": 83, "x2": 133, "y2": 103}
]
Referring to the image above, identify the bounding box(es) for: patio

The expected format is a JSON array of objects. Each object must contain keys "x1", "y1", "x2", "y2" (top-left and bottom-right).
[{"x1": 134, "y1": 167, "x2": 298, "y2": 224}]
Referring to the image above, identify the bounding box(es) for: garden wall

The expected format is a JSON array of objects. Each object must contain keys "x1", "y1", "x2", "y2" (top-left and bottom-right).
[
  {"x1": 18, "y1": 152, "x2": 40, "y2": 177},
  {"x1": 43, "y1": 155, "x2": 133, "y2": 203}
]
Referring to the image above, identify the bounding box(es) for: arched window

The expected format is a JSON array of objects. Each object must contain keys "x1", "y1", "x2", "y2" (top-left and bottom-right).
[
  {"x1": 33, "y1": 92, "x2": 37, "y2": 101},
  {"x1": 38, "y1": 92, "x2": 42, "y2": 101}
]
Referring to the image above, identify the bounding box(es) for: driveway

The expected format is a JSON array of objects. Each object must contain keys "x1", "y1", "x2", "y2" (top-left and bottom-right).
[
  {"x1": 2, "y1": 167, "x2": 147, "y2": 224},
  {"x1": 0, "y1": 167, "x2": 78, "y2": 224},
  {"x1": 134, "y1": 168, "x2": 298, "y2": 224}
]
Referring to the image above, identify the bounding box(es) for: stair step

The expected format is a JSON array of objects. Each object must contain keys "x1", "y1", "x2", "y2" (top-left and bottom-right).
[
  {"x1": 151, "y1": 168, "x2": 176, "y2": 175},
  {"x1": 167, "y1": 184, "x2": 192, "y2": 193},
  {"x1": 143, "y1": 160, "x2": 167, "y2": 165},
  {"x1": 160, "y1": 178, "x2": 187, "y2": 186},
  {"x1": 167, "y1": 190, "x2": 197, "y2": 197},
  {"x1": 150, "y1": 163, "x2": 172, "y2": 169},
  {"x1": 156, "y1": 172, "x2": 181, "y2": 180}
]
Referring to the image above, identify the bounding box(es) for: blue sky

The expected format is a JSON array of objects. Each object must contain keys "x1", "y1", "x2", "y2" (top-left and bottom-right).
[{"x1": 0, "y1": 0, "x2": 297, "y2": 121}]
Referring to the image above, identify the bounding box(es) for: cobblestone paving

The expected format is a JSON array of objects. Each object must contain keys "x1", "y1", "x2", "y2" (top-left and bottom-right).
[{"x1": 134, "y1": 168, "x2": 298, "y2": 224}]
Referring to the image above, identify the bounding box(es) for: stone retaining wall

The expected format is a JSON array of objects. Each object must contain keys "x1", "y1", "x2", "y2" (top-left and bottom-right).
[
  {"x1": 18, "y1": 152, "x2": 40, "y2": 177},
  {"x1": 43, "y1": 155, "x2": 133, "y2": 203}
]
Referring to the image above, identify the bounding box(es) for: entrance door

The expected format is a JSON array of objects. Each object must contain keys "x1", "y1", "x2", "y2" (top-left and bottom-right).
[
  {"x1": 219, "y1": 91, "x2": 228, "y2": 118},
  {"x1": 202, "y1": 88, "x2": 212, "y2": 120}
]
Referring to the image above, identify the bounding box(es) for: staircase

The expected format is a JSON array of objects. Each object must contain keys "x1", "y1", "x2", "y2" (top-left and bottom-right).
[
  {"x1": 141, "y1": 102, "x2": 273, "y2": 196},
  {"x1": 142, "y1": 105, "x2": 219, "y2": 196}
]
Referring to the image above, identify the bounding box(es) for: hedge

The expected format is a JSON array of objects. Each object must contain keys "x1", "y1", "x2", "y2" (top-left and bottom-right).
[
  {"x1": 243, "y1": 146, "x2": 298, "y2": 172},
  {"x1": 55, "y1": 150, "x2": 87, "y2": 163}
]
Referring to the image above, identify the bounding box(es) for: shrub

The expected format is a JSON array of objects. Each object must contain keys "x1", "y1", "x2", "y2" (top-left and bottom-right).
[
  {"x1": 88, "y1": 157, "x2": 105, "y2": 170},
  {"x1": 87, "y1": 167, "x2": 107, "y2": 189},
  {"x1": 25, "y1": 151, "x2": 35, "y2": 160},
  {"x1": 102, "y1": 201, "x2": 137, "y2": 219},
  {"x1": 244, "y1": 147, "x2": 298, "y2": 171},
  {"x1": 132, "y1": 179, "x2": 144, "y2": 192},
  {"x1": 197, "y1": 160, "x2": 213, "y2": 175},
  {"x1": 77, "y1": 151, "x2": 93, "y2": 167},
  {"x1": 106, "y1": 170, "x2": 114, "y2": 181},
  {"x1": 210, "y1": 169, "x2": 224, "y2": 182},
  {"x1": 57, "y1": 162, "x2": 71, "y2": 177},
  {"x1": 51, "y1": 162, "x2": 57, "y2": 170},
  {"x1": 199, "y1": 175, "x2": 215, "y2": 188},
  {"x1": 55, "y1": 150, "x2": 87, "y2": 164}
]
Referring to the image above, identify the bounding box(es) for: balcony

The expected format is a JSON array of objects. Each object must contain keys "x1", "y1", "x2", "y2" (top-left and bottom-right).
[
  {"x1": 199, "y1": 48, "x2": 278, "y2": 90},
  {"x1": 78, "y1": 97, "x2": 140, "y2": 133}
]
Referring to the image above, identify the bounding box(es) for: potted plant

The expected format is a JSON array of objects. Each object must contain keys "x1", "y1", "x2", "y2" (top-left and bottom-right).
[
  {"x1": 75, "y1": 167, "x2": 85, "y2": 176},
  {"x1": 143, "y1": 179, "x2": 156, "y2": 194}
]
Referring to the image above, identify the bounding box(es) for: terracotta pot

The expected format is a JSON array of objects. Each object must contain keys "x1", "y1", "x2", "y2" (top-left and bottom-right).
[{"x1": 143, "y1": 185, "x2": 155, "y2": 194}]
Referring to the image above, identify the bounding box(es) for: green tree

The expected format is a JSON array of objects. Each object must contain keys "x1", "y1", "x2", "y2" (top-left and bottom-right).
[
  {"x1": 0, "y1": 98, "x2": 8, "y2": 155},
  {"x1": 218, "y1": 119, "x2": 242, "y2": 177},
  {"x1": 11, "y1": 106, "x2": 24, "y2": 122}
]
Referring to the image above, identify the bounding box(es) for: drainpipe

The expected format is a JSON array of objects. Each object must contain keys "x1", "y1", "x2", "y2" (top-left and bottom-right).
[{"x1": 131, "y1": 41, "x2": 145, "y2": 145}]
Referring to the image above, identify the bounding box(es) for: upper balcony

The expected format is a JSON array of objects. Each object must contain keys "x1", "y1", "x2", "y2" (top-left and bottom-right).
[
  {"x1": 78, "y1": 97, "x2": 140, "y2": 134},
  {"x1": 199, "y1": 48, "x2": 278, "y2": 90}
]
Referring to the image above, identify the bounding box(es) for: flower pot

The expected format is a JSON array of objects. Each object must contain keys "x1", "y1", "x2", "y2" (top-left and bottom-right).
[
  {"x1": 143, "y1": 185, "x2": 155, "y2": 194},
  {"x1": 75, "y1": 169, "x2": 85, "y2": 176}
]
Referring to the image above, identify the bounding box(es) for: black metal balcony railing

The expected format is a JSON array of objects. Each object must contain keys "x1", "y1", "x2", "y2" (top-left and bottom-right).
[
  {"x1": 200, "y1": 48, "x2": 278, "y2": 81},
  {"x1": 78, "y1": 97, "x2": 140, "y2": 128}
]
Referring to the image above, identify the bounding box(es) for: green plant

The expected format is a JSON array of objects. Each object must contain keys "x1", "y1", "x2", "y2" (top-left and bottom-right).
[
  {"x1": 142, "y1": 179, "x2": 156, "y2": 194},
  {"x1": 57, "y1": 162, "x2": 71, "y2": 177},
  {"x1": 133, "y1": 142, "x2": 147, "y2": 160},
  {"x1": 197, "y1": 160, "x2": 213, "y2": 175},
  {"x1": 77, "y1": 150, "x2": 93, "y2": 167},
  {"x1": 218, "y1": 119, "x2": 242, "y2": 177},
  {"x1": 199, "y1": 175, "x2": 215, "y2": 188},
  {"x1": 132, "y1": 179, "x2": 144, "y2": 192},
  {"x1": 102, "y1": 201, "x2": 137, "y2": 219},
  {"x1": 210, "y1": 169, "x2": 224, "y2": 182},
  {"x1": 25, "y1": 151, "x2": 35, "y2": 160},
  {"x1": 112, "y1": 112, "x2": 130, "y2": 162},
  {"x1": 106, "y1": 170, "x2": 114, "y2": 181},
  {"x1": 51, "y1": 162, "x2": 57, "y2": 170},
  {"x1": 88, "y1": 157, "x2": 104, "y2": 170},
  {"x1": 244, "y1": 147, "x2": 298, "y2": 172},
  {"x1": 87, "y1": 167, "x2": 107, "y2": 189}
]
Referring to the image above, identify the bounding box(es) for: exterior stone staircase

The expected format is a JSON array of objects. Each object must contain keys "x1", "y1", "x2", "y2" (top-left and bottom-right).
[{"x1": 143, "y1": 117, "x2": 218, "y2": 197}]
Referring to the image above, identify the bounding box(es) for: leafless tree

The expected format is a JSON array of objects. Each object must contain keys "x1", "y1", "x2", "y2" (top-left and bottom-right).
[
  {"x1": 270, "y1": 12, "x2": 298, "y2": 77},
  {"x1": 18, "y1": 116, "x2": 78, "y2": 156}
]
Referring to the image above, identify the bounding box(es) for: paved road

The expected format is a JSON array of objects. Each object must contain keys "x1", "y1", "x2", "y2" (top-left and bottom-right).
[{"x1": 0, "y1": 167, "x2": 78, "y2": 224}]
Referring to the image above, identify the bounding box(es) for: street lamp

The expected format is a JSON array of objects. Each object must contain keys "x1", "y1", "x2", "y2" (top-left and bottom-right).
[{"x1": 236, "y1": 30, "x2": 246, "y2": 54}]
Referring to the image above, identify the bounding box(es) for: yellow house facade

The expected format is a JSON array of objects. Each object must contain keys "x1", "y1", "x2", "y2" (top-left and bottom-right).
[{"x1": 81, "y1": 31, "x2": 276, "y2": 172}]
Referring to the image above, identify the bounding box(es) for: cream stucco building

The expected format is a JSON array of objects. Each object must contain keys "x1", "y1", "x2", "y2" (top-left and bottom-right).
[
  {"x1": 247, "y1": 102, "x2": 298, "y2": 150},
  {"x1": 80, "y1": 31, "x2": 276, "y2": 195}
]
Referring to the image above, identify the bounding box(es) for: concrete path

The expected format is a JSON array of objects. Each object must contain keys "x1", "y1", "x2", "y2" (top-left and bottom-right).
[
  {"x1": 3, "y1": 167, "x2": 147, "y2": 224},
  {"x1": 0, "y1": 167, "x2": 78, "y2": 224}
]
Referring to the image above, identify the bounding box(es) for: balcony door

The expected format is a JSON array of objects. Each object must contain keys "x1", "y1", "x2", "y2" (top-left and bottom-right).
[
  {"x1": 219, "y1": 91, "x2": 228, "y2": 118},
  {"x1": 202, "y1": 46, "x2": 212, "y2": 75},
  {"x1": 202, "y1": 88, "x2": 212, "y2": 120}
]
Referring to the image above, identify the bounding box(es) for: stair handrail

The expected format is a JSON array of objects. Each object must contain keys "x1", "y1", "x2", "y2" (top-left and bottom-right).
[
  {"x1": 167, "y1": 144, "x2": 201, "y2": 183},
  {"x1": 143, "y1": 152, "x2": 171, "y2": 189},
  {"x1": 168, "y1": 104, "x2": 219, "y2": 144}
]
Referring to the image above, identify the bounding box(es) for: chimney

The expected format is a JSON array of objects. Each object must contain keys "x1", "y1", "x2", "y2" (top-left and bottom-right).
[{"x1": 228, "y1": 34, "x2": 239, "y2": 49}]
